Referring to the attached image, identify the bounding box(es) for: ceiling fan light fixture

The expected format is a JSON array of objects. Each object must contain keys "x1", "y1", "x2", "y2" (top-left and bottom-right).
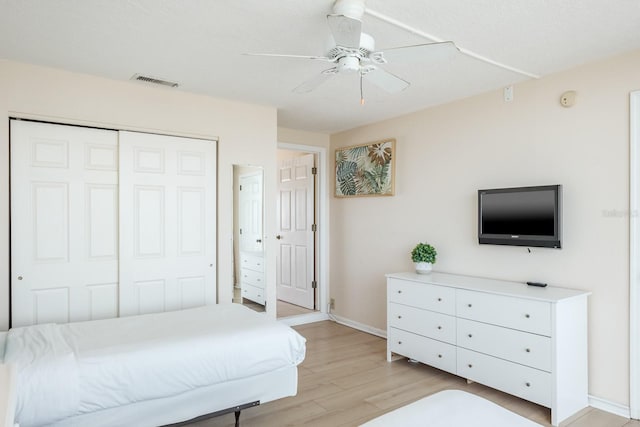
[{"x1": 338, "y1": 56, "x2": 360, "y2": 73}]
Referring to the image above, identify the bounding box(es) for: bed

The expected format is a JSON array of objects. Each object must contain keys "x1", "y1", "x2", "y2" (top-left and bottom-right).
[
  {"x1": 2, "y1": 303, "x2": 306, "y2": 427},
  {"x1": 360, "y1": 390, "x2": 543, "y2": 427}
]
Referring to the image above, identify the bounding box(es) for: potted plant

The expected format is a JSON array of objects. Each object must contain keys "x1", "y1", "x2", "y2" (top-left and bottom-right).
[{"x1": 411, "y1": 242, "x2": 437, "y2": 274}]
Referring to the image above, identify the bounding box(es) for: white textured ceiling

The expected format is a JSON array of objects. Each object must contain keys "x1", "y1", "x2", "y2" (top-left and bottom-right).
[{"x1": 0, "y1": 0, "x2": 639, "y2": 133}]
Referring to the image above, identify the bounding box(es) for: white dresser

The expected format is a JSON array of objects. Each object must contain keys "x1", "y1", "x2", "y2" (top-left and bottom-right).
[
  {"x1": 386, "y1": 272, "x2": 590, "y2": 426},
  {"x1": 240, "y1": 251, "x2": 265, "y2": 305}
]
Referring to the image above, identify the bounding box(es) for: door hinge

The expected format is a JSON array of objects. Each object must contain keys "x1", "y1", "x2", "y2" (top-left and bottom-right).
[
  {"x1": 239, "y1": 184, "x2": 243, "y2": 191},
  {"x1": 239, "y1": 228, "x2": 243, "y2": 235},
  {"x1": 312, "y1": 280, "x2": 317, "y2": 289},
  {"x1": 312, "y1": 167, "x2": 317, "y2": 175},
  {"x1": 311, "y1": 224, "x2": 317, "y2": 232}
]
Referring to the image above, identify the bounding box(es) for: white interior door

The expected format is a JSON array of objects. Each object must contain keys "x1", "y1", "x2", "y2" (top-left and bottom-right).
[
  {"x1": 276, "y1": 153, "x2": 315, "y2": 310},
  {"x1": 10, "y1": 120, "x2": 119, "y2": 327},
  {"x1": 239, "y1": 173, "x2": 263, "y2": 253},
  {"x1": 119, "y1": 131, "x2": 216, "y2": 317}
]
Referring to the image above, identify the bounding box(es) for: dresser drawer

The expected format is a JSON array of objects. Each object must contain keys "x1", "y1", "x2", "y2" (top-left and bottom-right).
[
  {"x1": 388, "y1": 303, "x2": 456, "y2": 344},
  {"x1": 242, "y1": 284, "x2": 265, "y2": 304},
  {"x1": 241, "y1": 268, "x2": 264, "y2": 288},
  {"x1": 388, "y1": 278, "x2": 455, "y2": 315},
  {"x1": 456, "y1": 290, "x2": 551, "y2": 336},
  {"x1": 457, "y1": 348, "x2": 551, "y2": 407},
  {"x1": 388, "y1": 328, "x2": 456, "y2": 374},
  {"x1": 457, "y1": 318, "x2": 551, "y2": 372},
  {"x1": 240, "y1": 253, "x2": 264, "y2": 272}
]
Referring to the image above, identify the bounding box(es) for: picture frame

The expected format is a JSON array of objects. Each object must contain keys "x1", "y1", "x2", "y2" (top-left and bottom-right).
[{"x1": 335, "y1": 138, "x2": 395, "y2": 197}]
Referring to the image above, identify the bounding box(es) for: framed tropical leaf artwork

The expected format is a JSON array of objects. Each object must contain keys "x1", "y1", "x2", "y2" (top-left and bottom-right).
[{"x1": 335, "y1": 139, "x2": 395, "y2": 197}]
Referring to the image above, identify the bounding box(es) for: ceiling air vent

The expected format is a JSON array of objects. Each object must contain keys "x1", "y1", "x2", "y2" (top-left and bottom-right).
[{"x1": 130, "y1": 74, "x2": 179, "y2": 88}]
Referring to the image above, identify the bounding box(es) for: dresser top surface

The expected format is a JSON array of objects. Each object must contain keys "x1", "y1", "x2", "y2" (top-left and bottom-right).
[{"x1": 386, "y1": 272, "x2": 590, "y2": 302}]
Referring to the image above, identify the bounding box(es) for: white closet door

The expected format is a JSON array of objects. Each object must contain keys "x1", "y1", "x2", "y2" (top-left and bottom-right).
[
  {"x1": 119, "y1": 131, "x2": 216, "y2": 316},
  {"x1": 10, "y1": 120, "x2": 119, "y2": 327}
]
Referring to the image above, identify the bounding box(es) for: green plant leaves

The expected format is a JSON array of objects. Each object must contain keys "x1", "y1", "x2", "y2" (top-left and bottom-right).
[{"x1": 411, "y1": 243, "x2": 437, "y2": 264}]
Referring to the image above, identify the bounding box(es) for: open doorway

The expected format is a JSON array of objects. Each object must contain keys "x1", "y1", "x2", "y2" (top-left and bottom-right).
[{"x1": 276, "y1": 144, "x2": 329, "y2": 323}]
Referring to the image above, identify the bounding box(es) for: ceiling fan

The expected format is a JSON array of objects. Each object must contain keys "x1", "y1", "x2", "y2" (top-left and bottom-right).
[{"x1": 245, "y1": 0, "x2": 459, "y2": 104}]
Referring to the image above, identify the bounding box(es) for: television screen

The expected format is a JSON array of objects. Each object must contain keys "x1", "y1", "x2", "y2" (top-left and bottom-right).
[{"x1": 478, "y1": 185, "x2": 561, "y2": 248}]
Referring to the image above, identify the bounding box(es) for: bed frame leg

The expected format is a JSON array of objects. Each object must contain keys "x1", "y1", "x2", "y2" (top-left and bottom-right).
[{"x1": 160, "y1": 400, "x2": 259, "y2": 427}]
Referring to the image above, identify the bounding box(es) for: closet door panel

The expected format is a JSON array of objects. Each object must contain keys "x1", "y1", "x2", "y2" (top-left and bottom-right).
[
  {"x1": 119, "y1": 131, "x2": 216, "y2": 317},
  {"x1": 10, "y1": 120, "x2": 119, "y2": 327}
]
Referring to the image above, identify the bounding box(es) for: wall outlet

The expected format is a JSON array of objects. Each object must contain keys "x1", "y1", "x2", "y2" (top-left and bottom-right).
[{"x1": 330, "y1": 298, "x2": 335, "y2": 310}]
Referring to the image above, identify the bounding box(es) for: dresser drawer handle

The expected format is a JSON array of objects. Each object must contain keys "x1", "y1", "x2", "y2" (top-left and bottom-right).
[
  {"x1": 438, "y1": 354, "x2": 442, "y2": 358},
  {"x1": 437, "y1": 326, "x2": 442, "y2": 330},
  {"x1": 398, "y1": 341, "x2": 402, "y2": 345},
  {"x1": 525, "y1": 314, "x2": 531, "y2": 318},
  {"x1": 525, "y1": 348, "x2": 531, "y2": 353},
  {"x1": 467, "y1": 303, "x2": 472, "y2": 308},
  {"x1": 437, "y1": 298, "x2": 442, "y2": 302},
  {"x1": 468, "y1": 364, "x2": 473, "y2": 368},
  {"x1": 525, "y1": 382, "x2": 531, "y2": 387},
  {"x1": 398, "y1": 290, "x2": 402, "y2": 294},
  {"x1": 468, "y1": 334, "x2": 473, "y2": 338},
  {"x1": 397, "y1": 315, "x2": 402, "y2": 319}
]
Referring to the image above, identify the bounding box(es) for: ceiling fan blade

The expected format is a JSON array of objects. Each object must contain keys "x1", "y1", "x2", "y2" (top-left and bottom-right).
[
  {"x1": 327, "y1": 14, "x2": 362, "y2": 49},
  {"x1": 243, "y1": 52, "x2": 334, "y2": 62},
  {"x1": 363, "y1": 67, "x2": 409, "y2": 94},
  {"x1": 293, "y1": 68, "x2": 338, "y2": 94},
  {"x1": 373, "y1": 41, "x2": 459, "y2": 65}
]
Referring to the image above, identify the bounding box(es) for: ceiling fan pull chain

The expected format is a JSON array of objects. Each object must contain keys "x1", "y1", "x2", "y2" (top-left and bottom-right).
[{"x1": 360, "y1": 73, "x2": 365, "y2": 105}]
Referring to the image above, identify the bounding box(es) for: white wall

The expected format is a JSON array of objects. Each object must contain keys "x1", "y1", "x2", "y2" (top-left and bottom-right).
[
  {"x1": 0, "y1": 59, "x2": 279, "y2": 328},
  {"x1": 330, "y1": 50, "x2": 640, "y2": 407}
]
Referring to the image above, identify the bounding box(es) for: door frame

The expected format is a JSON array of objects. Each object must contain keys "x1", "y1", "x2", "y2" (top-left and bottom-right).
[
  {"x1": 630, "y1": 90, "x2": 640, "y2": 420},
  {"x1": 277, "y1": 142, "x2": 330, "y2": 326}
]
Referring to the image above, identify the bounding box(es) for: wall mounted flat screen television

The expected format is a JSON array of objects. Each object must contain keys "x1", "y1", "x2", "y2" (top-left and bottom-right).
[{"x1": 478, "y1": 185, "x2": 562, "y2": 248}]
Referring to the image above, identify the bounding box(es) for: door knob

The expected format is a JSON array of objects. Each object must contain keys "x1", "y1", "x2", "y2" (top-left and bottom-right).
[
  {"x1": 276, "y1": 235, "x2": 282, "y2": 240},
  {"x1": 17, "y1": 276, "x2": 23, "y2": 281},
  {"x1": 256, "y1": 239, "x2": 262, "y2": 243}
]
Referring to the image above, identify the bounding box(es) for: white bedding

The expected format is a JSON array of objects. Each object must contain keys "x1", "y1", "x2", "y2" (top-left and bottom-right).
[
  {"x1": 360, "y1": 390, "x2": 543, "y2": 427},
  {"x1": 3, "y1": 304, "x2": 306, "y2": 427}
]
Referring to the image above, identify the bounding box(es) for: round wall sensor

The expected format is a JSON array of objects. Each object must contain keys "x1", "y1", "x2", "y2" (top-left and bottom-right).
[{"x1": 560, "y1": 91, "x2": 577, "y2": 108}]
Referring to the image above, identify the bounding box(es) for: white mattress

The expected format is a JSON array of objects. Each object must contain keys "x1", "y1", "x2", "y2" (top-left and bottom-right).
[
  {"x1": 360, "y1": 390, "x2": 543, "y2": 427},
  {"x1": 4, "y1": 304, "x2": 306, "y2": 427}
]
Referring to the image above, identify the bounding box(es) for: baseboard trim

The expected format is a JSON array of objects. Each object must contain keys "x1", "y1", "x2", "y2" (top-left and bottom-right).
[
  {"x1": 588, "y1": 395, "x2": 630, "y2": 419},
  {"x1": 329, "y1": 314, "x2": 387, "y2": 338},
  {"x1": 278, "y1": 312, "x2": 330, "y2": 326}
]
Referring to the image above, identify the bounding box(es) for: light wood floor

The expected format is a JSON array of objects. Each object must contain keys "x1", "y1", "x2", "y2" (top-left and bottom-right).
[
  {"x1": 233, "y1": 287, "x2": 314, "y2": 318},
  {"x1": 191, "y1": 321, "x2": 639, "y2": 427},
  {"x1": 276, "y1": 299, "x2": 315, "y2": 318}
]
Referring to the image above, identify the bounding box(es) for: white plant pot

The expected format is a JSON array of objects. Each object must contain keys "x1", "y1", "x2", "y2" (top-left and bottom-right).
[{"x1": 415, "y1": 262, "x2": 433, "y2": 274}]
